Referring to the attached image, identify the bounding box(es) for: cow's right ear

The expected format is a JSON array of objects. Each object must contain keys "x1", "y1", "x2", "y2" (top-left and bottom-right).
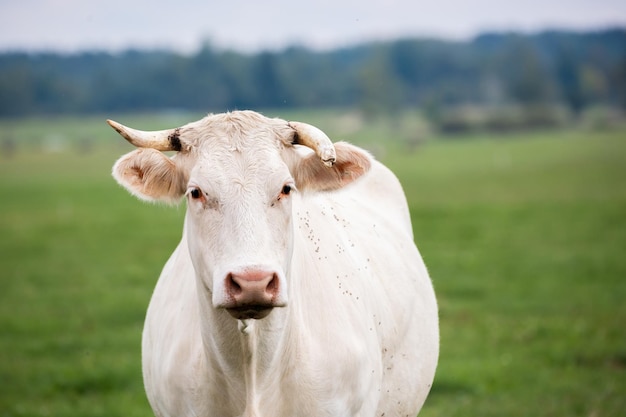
[
  {"x1": 112, "y1": 148, "x2": 187, "y2": 204},
  {"x1": 290, "y1": 142, "x2": 372, "y2": 192}
]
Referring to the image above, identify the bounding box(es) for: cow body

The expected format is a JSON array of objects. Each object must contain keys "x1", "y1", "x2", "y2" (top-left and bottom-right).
[{"x1": 109, "y1": 111, "x2": 438, "y2": 417}]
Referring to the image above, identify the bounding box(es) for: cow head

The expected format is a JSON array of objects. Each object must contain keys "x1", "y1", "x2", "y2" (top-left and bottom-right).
[{"x1": 110, "y1": 111, "x2": 371, "y2": 320}]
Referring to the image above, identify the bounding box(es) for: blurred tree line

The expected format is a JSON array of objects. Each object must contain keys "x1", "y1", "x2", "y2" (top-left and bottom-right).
[{"x1": 1, "y1": 28, "x2": 624, "y2": 124}]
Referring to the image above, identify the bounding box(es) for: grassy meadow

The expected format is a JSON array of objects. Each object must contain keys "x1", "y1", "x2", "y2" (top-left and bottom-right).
[{"x1": 0, "y1": 111, "x2": 625, "y2": 416}]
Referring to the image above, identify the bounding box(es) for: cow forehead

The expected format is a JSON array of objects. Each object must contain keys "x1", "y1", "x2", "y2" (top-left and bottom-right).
[
  {"x1": 181, "y1": 111, "x2": 292, "y2": 151},
  {"x1": 191, "y1": 144, "x2": 290, "y2": 189},
  {"x1": 183, "y1": 127, "x2": 292, "y2": 196}
]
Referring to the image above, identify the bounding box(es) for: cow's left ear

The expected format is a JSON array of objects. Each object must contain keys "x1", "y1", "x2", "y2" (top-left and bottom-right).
[
  {"x1": 112, "y1": 148, "x2": 187, "y2": 204},
  {"x1": 291, "y1": 142, "x2": 372, "y2": 192}
]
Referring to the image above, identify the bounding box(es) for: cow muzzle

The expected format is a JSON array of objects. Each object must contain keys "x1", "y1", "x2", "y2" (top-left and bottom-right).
[{"x1": 219, "y1": 269, "x2": 286, "y2": 320}]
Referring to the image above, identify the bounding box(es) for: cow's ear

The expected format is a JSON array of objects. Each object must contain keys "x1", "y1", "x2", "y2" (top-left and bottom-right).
[
  {"x1": 292, "y1": 142, "x2": 371, "y2": 192},
  {"x1": 112, "y1": 148, "x2": 187, "y2": 204}
]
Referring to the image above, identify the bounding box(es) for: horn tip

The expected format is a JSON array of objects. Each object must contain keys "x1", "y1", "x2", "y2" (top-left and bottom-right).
[
  {"x1": 106, "y1": 119, "x2": 123, "y2": 133},
  {"x1": 320, "y1": 146, "x2": 336, "y2": 167}
]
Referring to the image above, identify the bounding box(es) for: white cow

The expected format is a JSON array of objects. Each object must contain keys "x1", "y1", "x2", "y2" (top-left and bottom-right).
[{"x1": 109, "y1": 110, "x2": 438, "y2": 417}]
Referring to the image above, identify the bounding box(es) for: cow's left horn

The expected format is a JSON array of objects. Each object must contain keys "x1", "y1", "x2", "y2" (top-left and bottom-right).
[
  {"x1": 107, "y1": 119, "x2": 182, "y2": 151},
  {"x1": 288, "y1": 121, "x2": 336, "y2": 167}
]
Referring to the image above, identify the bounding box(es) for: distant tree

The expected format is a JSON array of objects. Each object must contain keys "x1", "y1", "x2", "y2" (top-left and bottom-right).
[
  {"x1": 504, "y1": 39, "x2": 558, "y2": 106},
  {"x1": 0, "y1": 29, "x2": 625, "y2": 117},
  {"x1": 555, "y1": 48, "x2": 584, "y2": 114},
  {"x1": 357, "y1": 47, "x2": 403, "y2": 117},
  {"x1": 0, "y1": 61, "x2": 34, "y2": 116},
  {"x1": 388, "y1": 40, "x2": 421, "y2": 105},
  {"x1": 610, "y1": 55, "x2": 626, "y2": 109},
  {"x1": 251, "y1": 52, "x2": 287, "y2": 108}
]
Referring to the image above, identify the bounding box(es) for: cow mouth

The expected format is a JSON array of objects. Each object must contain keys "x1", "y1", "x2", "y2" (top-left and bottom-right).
[{"x1": 225, "y1": 305, "x2": 274, "y2": 320}]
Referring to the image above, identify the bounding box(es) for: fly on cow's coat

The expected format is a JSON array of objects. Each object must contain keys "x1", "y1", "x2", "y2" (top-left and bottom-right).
[{"x1": 109, "y1": 110, "x2": 439, "y2": 417}]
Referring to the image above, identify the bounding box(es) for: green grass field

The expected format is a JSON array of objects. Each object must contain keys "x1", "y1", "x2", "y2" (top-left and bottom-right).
[{"x1": 0, "y1": 113, "x2": 625, "y2": 416}]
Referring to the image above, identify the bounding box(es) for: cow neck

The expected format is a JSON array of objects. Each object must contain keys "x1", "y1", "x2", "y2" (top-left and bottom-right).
[
  {"x1": 198, "y1": 301, "x2": 295, "y2": 415},
  {"x1": 235, "y1": 314, "x2": 293, "y2": 410}
]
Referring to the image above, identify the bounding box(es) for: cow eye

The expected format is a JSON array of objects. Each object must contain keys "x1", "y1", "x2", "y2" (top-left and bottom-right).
[
  {"x1": 189, "y1": 188, "x2": 202, "y2": 199},
  {"x1": 281, "y1": 185, "x2": 292, "y2": 196}
]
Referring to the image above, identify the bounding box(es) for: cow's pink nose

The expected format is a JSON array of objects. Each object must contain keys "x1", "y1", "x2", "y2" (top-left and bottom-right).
[{"x1": 224, "y1": 270, "x2": 280, "y2": 319}]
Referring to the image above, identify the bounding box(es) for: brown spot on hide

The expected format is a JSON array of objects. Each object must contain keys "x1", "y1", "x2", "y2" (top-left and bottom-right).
[
  {"x1": 168, "y1": 128, "x2": 182, "y2": 151},
  {"x1": 290, "y1": 130, "x2": 299, "y2": 145}
]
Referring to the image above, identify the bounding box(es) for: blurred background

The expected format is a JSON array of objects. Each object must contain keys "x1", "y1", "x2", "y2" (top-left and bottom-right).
[{"x1": 1, "y1": 1, "x2": 625, "y2": 416}]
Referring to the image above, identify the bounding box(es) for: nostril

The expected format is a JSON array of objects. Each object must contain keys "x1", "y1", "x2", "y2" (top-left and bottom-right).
[
  {"x1": 266, "y1": 274, "x2": 279, "y2": 297},
  {"x1": 226, "y1": 273, "x2": 243, "y2": 296}
]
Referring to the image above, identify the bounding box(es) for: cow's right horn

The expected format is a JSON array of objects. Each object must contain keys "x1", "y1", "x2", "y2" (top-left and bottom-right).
[{"x1": 107, "y1": 119, "x2": 182, "y2": 152}]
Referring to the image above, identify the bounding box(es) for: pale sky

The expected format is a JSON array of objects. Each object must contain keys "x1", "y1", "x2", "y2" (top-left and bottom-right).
[{"x1": 1, "y1": 0, "x2": 625, "y2": 53}]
